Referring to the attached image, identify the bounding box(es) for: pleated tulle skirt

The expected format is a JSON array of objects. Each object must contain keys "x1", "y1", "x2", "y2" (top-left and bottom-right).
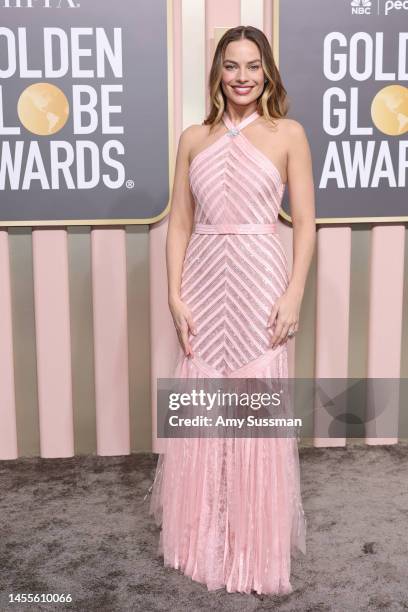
[{"x1": 147, "y1": 346, "x2": 307, "y2": 595}]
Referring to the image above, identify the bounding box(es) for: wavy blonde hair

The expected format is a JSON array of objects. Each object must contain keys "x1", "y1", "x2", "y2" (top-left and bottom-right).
[{"x1": 203, "y1": 26, "x2": 289, "y2": 128}]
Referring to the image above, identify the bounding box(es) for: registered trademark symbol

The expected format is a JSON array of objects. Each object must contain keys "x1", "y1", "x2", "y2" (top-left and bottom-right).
[{"x1": 126, "y1": 179, "x2": 134, "y2": 189}]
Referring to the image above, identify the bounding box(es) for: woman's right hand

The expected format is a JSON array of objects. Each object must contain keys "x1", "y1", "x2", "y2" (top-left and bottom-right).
[{"x1": 169, "y1": 296, "x2": 197, "y2": 357}]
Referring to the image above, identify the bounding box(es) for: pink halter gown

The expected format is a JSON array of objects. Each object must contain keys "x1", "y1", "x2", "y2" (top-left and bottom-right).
[{"x1": 147, "y1": 110, "x2": 307, "y2": 595}]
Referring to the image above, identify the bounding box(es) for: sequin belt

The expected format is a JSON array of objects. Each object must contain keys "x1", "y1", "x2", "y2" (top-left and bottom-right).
[{"x1": 193, "y1": 223, "x2": 277, "y2": 235}]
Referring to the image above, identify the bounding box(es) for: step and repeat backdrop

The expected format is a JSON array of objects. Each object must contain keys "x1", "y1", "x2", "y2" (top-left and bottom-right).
[
  {"x1": 0, "y1": 0, "x2": 406, "y2": 459},
  {"x1": 279, "y1": 0, "x2": 407, "y2": 223},
  {"x1": 0, "y1": 0, "x2": 169, "y2": 226}
]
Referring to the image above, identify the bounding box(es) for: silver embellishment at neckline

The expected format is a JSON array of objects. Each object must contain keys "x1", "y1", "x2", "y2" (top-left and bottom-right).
[{"x1": 227, "y1": 127, "x2": 240, "y2": 136}]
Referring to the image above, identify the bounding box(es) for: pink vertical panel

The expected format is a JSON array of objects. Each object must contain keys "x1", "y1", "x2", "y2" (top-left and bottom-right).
[
  {"x1": 365, "y1": 226, "x2": 405, "y2": 446},
  {"x1": 91, "y1": 228, "x2": 130, "y2": 456},
  {"x1": 32, "y1": 229, "x2": 74, "y2": 458},
  {"x1": 314, "y1": 227, "x2": 351, "y2": 447},
  {"x1": 263, "y1": 0, "x2": 273, "y2": 44},
  {"x1": 0, "y1": 230, "x2": 18, "y2": 459},
  {"x1": 150, "y1": 0, "x2": 182, "y2": 454},
  {"x1": 149, "y1": 220, "x2": 180, "y2": 454},
  {"x1": 205, "y1": 0, "x2": 241, "y2": 104}
]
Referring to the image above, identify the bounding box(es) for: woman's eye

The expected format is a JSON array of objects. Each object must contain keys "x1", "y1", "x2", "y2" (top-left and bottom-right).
[{"x1": 224, "y1": 64, "x2": 260, "y2": 71}]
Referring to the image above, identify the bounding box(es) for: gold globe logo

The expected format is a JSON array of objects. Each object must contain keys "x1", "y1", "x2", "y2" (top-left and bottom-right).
[
  {"x1": 17, "y1": 82, "x2": 69, "y2": 136},
  {"x1": 371, "y1": 85, "x2": 408, "y2": 136}
]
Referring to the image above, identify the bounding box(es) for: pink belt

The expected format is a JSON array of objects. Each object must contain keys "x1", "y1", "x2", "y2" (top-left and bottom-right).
[{"x1": 193, "y1": 223, "x2": 277, "y2": 235}]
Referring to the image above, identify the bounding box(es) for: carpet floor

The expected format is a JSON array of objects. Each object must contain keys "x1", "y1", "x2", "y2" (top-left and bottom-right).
[{"x1": 0, "y1": 442, "x2": 407, "y2": 612}]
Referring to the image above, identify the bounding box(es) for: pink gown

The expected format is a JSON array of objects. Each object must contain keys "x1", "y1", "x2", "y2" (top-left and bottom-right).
[{"x1": 147, "y1": 110, "x2": 307, "y2": 595}]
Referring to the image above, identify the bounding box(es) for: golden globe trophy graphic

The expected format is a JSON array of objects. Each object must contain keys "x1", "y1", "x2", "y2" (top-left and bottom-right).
[
  {"x1": 371, "y1": 85, "x2": 408, "y2": 137},
  {"x1": 17, "y1": 82, "x2": 69, "y2": 136}
]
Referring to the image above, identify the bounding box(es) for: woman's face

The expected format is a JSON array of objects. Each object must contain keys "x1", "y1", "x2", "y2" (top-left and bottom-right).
[{"x1": 221, "y1": 39, "x2": 265, "y2": 106}]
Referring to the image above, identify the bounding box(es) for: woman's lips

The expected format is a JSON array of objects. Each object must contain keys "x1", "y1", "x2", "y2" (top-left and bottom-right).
[{"x1": 232, "y1": 86, "x2": 253, "y2": 95}]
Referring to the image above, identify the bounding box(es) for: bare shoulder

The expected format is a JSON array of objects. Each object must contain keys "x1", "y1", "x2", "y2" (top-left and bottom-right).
[
  {"x1": 182, "y1": 122, "x2": 218, "y2": 163},
  {"x1": 278, "y1": 117, "x2": 307, "y2": 137},
  {"x1": 180, "y1": 123, "x2": 208, "y2": 158},
  {"x1": 181, "y1": 123, "x2": 209, "y2": 144},
  {"x1": 261, "y1": 116, "x2": 306, "y2": 140}
]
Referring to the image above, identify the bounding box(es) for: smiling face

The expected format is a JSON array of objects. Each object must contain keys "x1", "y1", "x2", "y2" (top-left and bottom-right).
[{"x1": 221, "y1": 38, "x2": 265, "y2": 107}]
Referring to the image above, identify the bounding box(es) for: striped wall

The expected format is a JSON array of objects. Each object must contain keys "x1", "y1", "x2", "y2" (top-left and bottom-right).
[{"x1": 0, "y1": 0, "x2": 407, "y2": 460}]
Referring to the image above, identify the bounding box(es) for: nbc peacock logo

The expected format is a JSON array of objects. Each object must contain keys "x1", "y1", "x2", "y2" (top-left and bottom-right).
[{"x1": 350, "y1": 0, "x2": 372, "y2": 14}]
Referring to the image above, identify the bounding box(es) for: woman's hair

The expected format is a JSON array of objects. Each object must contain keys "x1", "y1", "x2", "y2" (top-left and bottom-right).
[{"x1": 203, "y1": 26, "x2": 289, "y2": 127}]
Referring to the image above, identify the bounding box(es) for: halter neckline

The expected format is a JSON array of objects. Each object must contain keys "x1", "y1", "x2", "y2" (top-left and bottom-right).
[{"x1": 222, "y1": 110, "x2": 260, "y2": 133}]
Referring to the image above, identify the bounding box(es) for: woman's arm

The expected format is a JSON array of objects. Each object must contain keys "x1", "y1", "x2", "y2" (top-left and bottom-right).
[
  {"x1": 286, "y1": 120, "x2": 316, "y2": 300},
  {"x1": 166, "y1": 127, "x2": 198, "y2": 357},
  {"x1": 268, "y1": 120, "x2": 316, "y2": 348},
  {"x1": 166, "y1": 127, "x2": 196, "y2": 305}
]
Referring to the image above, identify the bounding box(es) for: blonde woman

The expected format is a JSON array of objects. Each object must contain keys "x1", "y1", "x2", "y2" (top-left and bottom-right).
[{"x1": 148, "y1": 25, "x2": 315, "y2": 595}]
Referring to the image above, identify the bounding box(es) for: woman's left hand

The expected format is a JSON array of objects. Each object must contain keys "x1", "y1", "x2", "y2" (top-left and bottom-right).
[{"x1": 267, "y1": 286, "x2": 303, "y2": 348}]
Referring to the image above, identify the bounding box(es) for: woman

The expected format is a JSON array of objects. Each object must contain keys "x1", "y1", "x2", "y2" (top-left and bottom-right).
[{"x1": 147, "y1": 25, "x2": 316, "y2": 595}]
